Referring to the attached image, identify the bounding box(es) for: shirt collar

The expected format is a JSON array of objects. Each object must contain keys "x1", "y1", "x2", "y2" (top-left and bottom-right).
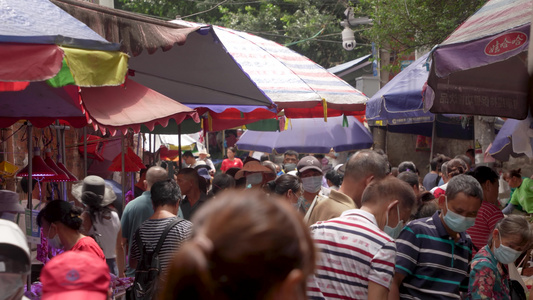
[
  {"x1": 433, "y1": 211, "x2": 469, "y2": 243},
  {"x1": 341, "y1": 209, "x2": 378, "y2": 226}
]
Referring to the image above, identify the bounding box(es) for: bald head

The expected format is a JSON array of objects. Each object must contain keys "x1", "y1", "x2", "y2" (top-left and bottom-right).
[
  {"x1": 344, "y1": 150, "x2": 389, "y2": 182},
  {"x1": 145, "y1": 166, "x2": 168, "y2": 190}
]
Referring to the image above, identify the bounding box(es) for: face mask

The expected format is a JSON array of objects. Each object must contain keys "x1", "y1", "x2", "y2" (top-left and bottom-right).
[
  {"x1": 301, "y1": 176, "x2": 322, "y2": 193},
  {"x1": 0, "y1": 212, "x2": 17, "y2": 222},
  {"x1": 494, "y1": 232, "x2": 522, "y2": 264},
  {"x1": 284, "y1": 163, "x2": 297, "y2": 172},
  {"x1": 384, "y1": 205, "x2": 404, "y2": 239},
  {"x1": 443, "y1": 197, "x2": 476, "y2": 233},
  {"x1": 47, "y1": 225, "x2": 63, "y2": 249},
  {"x1": 0, "y1": 274, "x2": 24, "y2": 300},
  {"x1": 246, "y1": 173, "x2": 263, "y2": 186}
]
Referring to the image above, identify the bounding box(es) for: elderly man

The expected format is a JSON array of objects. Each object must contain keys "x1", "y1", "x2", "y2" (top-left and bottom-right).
[
  {"x1": 197, "y1": 149, "x2": 215, "y2": 175},
  {"x1": 389, "y1": 174, "x2": 483, "y2": 300},
  {"x1": 305, "y1": 149, "x2": 389, "y2": 226},
  {"x1": 121, "y1": 166, "x2": 168, "y2": 277},
  {"x1": 308, "y1": 177, "x2": 417, "y2": 299}
]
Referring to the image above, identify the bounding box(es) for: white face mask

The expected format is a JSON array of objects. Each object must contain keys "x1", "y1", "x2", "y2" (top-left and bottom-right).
[
  {"x1": 0, "y1": 274, "x2": 24, "y2": 300},
  {"x1": 47, "y1": 225, "x2": 63, "y2": 249},
  {"x1": 301, "y1": 176, "x2": 323, "y2": 193}
]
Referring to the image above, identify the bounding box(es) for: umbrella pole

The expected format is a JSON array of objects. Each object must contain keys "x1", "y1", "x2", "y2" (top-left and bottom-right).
[
  {"x1": 206, "y1": 132, "x2": 210, "y2": 154},
  {"x1": 222, "y1": 130, "x2": 226, "y2": 157},
  {"x1": 26, "y1": 122, "x2": 33, "y2": 292},
  {"x1": 148, "y1": 133, "x2": 152, "y2": 165},
  {"x1": 429, "y1": 117, "x2": 437, "y2": 162},
  {"x1": 121, "y1": 135, "x2": 126, "y2": 209},
  {"x1": 178, "y1": 124, "x2": 182, "y2": 171},
  {"x1": 83, "y1": 127, "x2": 88, "y2": 178}
]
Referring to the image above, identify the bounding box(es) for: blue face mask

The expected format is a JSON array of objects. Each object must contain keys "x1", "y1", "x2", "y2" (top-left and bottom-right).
[
  {"x1": 443, "y1": 197, "x2": 476, "y2": 233},
  {"x1": 384, "y1": 205, "x2": 404, "y2": 239},
  {"x1": 246, "y1": 173, "x2": 263, "y2": 186},
  {"x1": 494, "y1": 231, "x2": 522, "y2": 264}
]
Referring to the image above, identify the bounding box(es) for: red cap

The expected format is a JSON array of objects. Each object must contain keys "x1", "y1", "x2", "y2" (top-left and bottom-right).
[{"x1": 41, "y1": 251, "x2": 110, "y2": 300}]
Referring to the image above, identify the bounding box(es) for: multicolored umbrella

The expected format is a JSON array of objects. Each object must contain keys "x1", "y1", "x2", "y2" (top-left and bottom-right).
[
  {"x1": 0, "y1": 0, "x2": 128, "y2": 89},
  {"x1": 424, "y1": 0, "x2": 532, "y2": 119}
]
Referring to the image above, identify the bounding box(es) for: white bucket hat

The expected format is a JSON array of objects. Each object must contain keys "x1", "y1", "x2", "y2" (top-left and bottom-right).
[
  {"x1": 0, "y1": 190, "x2": 24, "y2": 213},
  {"x1": 0, "y1": 219, "x2": 30, "y2": 273}
]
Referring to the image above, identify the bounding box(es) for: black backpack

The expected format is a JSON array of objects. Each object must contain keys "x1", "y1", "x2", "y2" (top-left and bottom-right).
[{"x1": 132, "y1": 218, "x2": 182, "y2": 300}]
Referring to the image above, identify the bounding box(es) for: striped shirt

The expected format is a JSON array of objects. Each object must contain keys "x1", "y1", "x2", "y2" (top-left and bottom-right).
[
  {"x1": 307, "y1": 209, "x2": 396, "y2": 300},
  {"x1": 395, "y1": 211, "x2": 473, "y2": 300},
  {"x1": 466, "y1": 201, "x2": 503, "y2": 255},
  {"x1": 130, "y1": 217, "x2": 193, "y2": 274}
]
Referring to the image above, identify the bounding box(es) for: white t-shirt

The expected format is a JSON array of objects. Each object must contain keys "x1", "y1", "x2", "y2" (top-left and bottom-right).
[{"x1": 90, "y1": 210, "x2": 121, "y2": 259}]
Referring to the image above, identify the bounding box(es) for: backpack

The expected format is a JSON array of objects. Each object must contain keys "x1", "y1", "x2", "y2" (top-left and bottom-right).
[{"x1": 132, "y1": 218, "x2": 182, "y2": 300}]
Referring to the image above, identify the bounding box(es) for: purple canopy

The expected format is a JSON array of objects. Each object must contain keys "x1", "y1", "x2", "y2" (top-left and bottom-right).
[
  {"x1": 425, "y1": 0, "x2": 532, "y2": 119},
  {"x1": 235, "y1": 116, "x2": 373, "y2": 154}
]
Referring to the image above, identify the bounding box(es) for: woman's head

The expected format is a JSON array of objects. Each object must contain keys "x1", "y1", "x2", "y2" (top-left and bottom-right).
[
  {"x1": 160, "y1": 189, "x2": 315, "y2": 300},
  {"x1": 211, "y1": 174, "x2": 236, "y2": 196},
  {"x1": 398, "y1": 161, "x2": 418, "y2": 174},
  {"x1": 227, "y1": 147, "x2": 236, "y2": 159},
  {"x1": 489, "y1": 215, "x2": 532, "y2": 260},
  {"x1": 445, "y1": 158, "x2": 467, "y2": 178},
  {"x1": 268, "y1": 174, "x2": 302, "y2": 206},
  {"x1": 37, "y1": 200, "x2": 83, "y2": 239},
  {"x1": 503, "y1": 169, "x2": 522, "y2": 188}
]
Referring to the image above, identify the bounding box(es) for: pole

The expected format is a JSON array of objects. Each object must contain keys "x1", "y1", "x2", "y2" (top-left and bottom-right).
[
  {"x1": 178, "y1": 124, "x2": 182, "y2": 171},
  {"x1": 121, "y1": 134, "x2": 126, "y2": 208},
  {"x1": 429, "y1": 117, "x2": 437, "y2": 163},
  {"x1": 83, "y1": 127, "x2": 88, "y2": 178},
  {"x1": 26, "y1": 123, "x2": 33, "y2": 292}
]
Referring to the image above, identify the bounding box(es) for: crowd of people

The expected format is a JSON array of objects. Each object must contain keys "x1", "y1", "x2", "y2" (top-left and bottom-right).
[{"x1": 1, "y1": 147, "x2": 533, "y2": 300}]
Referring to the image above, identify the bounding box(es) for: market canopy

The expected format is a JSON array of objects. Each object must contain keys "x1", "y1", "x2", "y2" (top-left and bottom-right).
[
  {"x1": 424, "y1": 0, "x2": 532, "y2": 119},
  {"x1": 0, "y1": 0, "x2": 128, "y2": 88}
]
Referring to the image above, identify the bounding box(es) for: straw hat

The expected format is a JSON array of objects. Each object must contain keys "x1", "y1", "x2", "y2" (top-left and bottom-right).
[
  {"x1": 235, "y1": 161, "x2": 273, "y2": 180},
  {"x1": 197, "y1": 149, "x2": 210, "y2": 157},
  {"x1": 71, "y1": 175, "x2": 117, "y2": 207}
]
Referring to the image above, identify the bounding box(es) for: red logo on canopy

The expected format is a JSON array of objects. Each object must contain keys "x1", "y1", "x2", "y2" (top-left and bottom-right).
[{"x1": 485, "y1": 32, "x2": 528, "y2": 56}]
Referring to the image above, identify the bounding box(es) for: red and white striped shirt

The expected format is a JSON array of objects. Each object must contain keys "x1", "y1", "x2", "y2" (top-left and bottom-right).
[
  {"x1": 466, "y1": 201, "x2": 503, "y2": 255},
  {"x1": 307, "y1": 209, "x2": 396, "y2": 300}
]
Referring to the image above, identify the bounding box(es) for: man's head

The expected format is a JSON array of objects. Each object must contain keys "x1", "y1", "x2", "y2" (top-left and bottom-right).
[
  {"x1": 176, "y1": 168, "x2": 200, "y2": 196},
  {"x1": 151, "y1": 179, "x2": 182, "y2": 214},
  {"x1": 0, "y1": 219, "x2": 30, "y2": 300},
  {"x1": 182, "y1": 151, "x2": 196, "y2": 165},
  {"x1": 438, "y1": 174, "x2": 483, "y2": 233},
  {"x1": 341, "y1": 150, "x2": 389, "y2": 207},
  {"x1": 297, "y1": 156, "x2": 323, "y2": 194},
  {"x1": 397, "y1": 171, "x2": 420, "y2": 196},
  {"x1": 467, "y1": 166, "x2": 499, "y2": 205},
  {"x1": 145, "y1": 166, "x2": 169, "y2": 191},
  {"x1": 361, "y1": 177, "x2": 417, "y2": 238},
  {"x1": 283, "y1": 150, "x2": 299, "y2": 166}
]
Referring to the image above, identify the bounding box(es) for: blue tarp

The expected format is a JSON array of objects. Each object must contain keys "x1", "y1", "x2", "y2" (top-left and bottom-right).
[
  {"x1": 366, "y1": 53, "x2": 474, "y2": 140},
  {"x1": 0, "y1": 0, "x2": 119, "y2": 50}
]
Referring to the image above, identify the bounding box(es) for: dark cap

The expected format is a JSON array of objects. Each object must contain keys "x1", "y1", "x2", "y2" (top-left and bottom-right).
[{"x1": 297, "y1": 156, "x2": 323, "y2": 174}]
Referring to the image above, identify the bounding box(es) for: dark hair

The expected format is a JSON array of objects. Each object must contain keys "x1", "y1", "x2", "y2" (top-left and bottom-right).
[
  {"x1": 455, "y1": 154, "x2": 472, "y2": 167},
  {"x1": 268, "y1": 174, "x2": 300, "y2": 195},
  {"x1": 429, "y1": 156, "x2": 439, "y2": 172},
  {"x1": 183, "y1": 151, "x2": 194, "y2": 158},
  {"x1": 412, "y1": 191, "x2": 437, "y2": 220},
  {"x1": 398, "y1": 161, "x2": 418, "y2": 174},
  {"x1": 37, "y1": 200, "x2": 83, "y2": 230},
  {"x1": 159, "y1": 189, "x2": 315, "y2": 300},
  {"x1": 283, "y1": 150, "x2": 298, "y2": 158},
  {"x1": 211, "y1": 174, "x2": 236, "y2": 196},
  {"x1": 361, "y1": 177, "x2": 416, "y2": 211},
  {"x1": 467, "y1": 166, "x2": 499, "y2": 185},
  {"x1": 466, "y1": 148, "x2": 475, "y2": 157},
  {"x1": 325, "y1": 169, "x2": 343, "y2": 187},
  {"x1": 397, "y1": 171, "x2": 419, "y2": 188},
  {"x1": 503, "y1": 169, "x2": 522, "y2": 180},
  {"x1": 446, "y1": 174, "x2": 483, "y2": 202},
  {"x1": 227, "y1": 147, "x2": 237, "y2": 154},
  {"x1": 446, "y1": 158, "x2": 468, "y2": 178},
  {"x1": 261, "y1": 161, "x2": 277, "y2": 174},
  {"x1": 151, "y1": 179, "x2": 182, "y2": 208},
  {"x1": 82, "y1": 191, "x2": 112, "y2": 224},
  {"x1": 418, "y1": 191, "x2": 435, "y2": 203},
  {"x1": 225, "y1": 167, "x2": 241, "y2": 178},
  {"x1": 178, "y1": 168, "x2": 199, "y2": 186},
  {"x1": 260, "y1": 154, "x2": 269, "y2": 162}
]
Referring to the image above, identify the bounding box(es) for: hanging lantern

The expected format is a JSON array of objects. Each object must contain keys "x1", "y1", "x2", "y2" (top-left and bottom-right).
[
  {"x1": 43, "y1": 149, "x2": 69, "y2": 182},
  {"x1": 17, "y1": 148, "x2": 57, "y2": 178}
]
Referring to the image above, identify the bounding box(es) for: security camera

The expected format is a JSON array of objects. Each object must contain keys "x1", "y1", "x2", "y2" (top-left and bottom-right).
[{"x1": 342, "y1": 27, "x2": 355, "y2": 51}]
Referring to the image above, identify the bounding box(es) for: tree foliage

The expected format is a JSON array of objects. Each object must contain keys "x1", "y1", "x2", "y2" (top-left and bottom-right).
[
  {"x1": 114, "y1": 0, "x2": 371, "y2": 68},
  {"x1": 356, "y1": 0, "x2": 488, "y2": 54}
]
